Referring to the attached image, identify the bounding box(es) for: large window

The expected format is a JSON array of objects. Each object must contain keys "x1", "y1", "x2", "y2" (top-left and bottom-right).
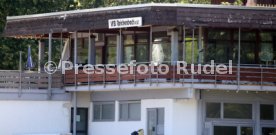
[
  {"x1": 93, "y1": 102, "x2": 115, "y2": 121},
  {"x1": 206, "y1": 102, "x2": 252, "y2": 119},
  {"x1": 205, "y1": 29, "x2": 276, "y2": 65},
  {"x1": 119, "y1": 101, "x2": 141, "y2": 121}
]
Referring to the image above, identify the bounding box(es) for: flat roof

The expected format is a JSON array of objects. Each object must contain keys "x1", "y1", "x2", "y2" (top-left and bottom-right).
[{"x1": 7, "y1": 3, "x2": 276, "y2": 21}]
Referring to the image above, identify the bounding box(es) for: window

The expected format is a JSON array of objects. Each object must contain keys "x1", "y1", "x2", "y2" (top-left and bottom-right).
[
  {"x1": 206, "y1": 103, "x2": 221, "y2": 118},
  {"x1": 106, "y1": 36, "x2": 117, "y2": 64},
  {"x1": 224, "y1": 103, "x2": 252, "y2": 119},
  {"x1": 123, "y1": 33, "x2": 149, "y2": 63},
  {"x1": 214, "y1": 126, "x2": 237, "y2": 135},
  {"x1": 206, "y1": 102, "x2": 252, "y2": 119},
  {"x1": 205, "y1": 30, "x2": 232, "y2": 64},
  {"x1": 93, "y1": 102, "x2": 115, "y2": 121},
  {"x1": 260, "y1": 104, "x2": 274, "y2": 120},
  {"x1": 152, "y1": 32, "x2": 171, "y2": 63},
  {"x1": 119, "y1": 101, "x2": 141, "y2": 121},
  {"x1": 262, "y1": 127, "x2": 276, "y2": 135}
]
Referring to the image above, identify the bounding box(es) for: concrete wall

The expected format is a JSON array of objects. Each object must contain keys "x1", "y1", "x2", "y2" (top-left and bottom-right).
[
  {"x1": 172, "y1": 99, "x2": 198, "y2": 135},
  {"x1": 90, "y1": 98, "x2": 198, "y2": 135},
  {"x1": 0, "y1": 100, "x2": 71, "y2": 135}
]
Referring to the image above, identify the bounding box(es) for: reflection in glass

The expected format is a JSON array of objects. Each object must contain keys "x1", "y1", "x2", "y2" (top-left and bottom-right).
[
  {"x1": 260, "y1": 104, "x2": 274, "y2": 120},
  {"x1": 214, "y1": 126, "x2": 237, "y2": 135},
  {"x1": 262, "y1": 128, "x2": 276, "y2": 135},
  {"x1": 206, "y1": 103, "x2": 221, "y2": 118},
  {"x1": 224, "y1": 103, "x2": 252, "y2": 119},
  {"x1": 241, "y1": 127, "x2": 253, "y2": 135}
]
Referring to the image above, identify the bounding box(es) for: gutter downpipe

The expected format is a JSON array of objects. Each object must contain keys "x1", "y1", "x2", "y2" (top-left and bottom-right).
[
  {"x1": 73, "y1": 31, "x2": 78, "y2": 135},
  {"x1": 48, "y1": 31, "x2": 53, "y2": 99}
]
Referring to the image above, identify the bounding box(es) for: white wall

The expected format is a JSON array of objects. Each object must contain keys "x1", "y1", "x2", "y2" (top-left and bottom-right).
[
  {"x1": 172, "y1": 99, "x2": 198, "y2": 135},
  {"x1": 0, "y1": 101, "x2": 71, "y2": 135},
  {"x1": 90, "y1": 98, "x2": 198, "y2": 135}
]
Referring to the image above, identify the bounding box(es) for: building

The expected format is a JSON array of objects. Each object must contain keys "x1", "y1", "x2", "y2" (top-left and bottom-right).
[{"x1": 2, "y1": 3, "x2": 276, "y2": 135}]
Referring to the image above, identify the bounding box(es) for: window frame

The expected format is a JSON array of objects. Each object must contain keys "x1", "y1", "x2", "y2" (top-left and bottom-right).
[
  {"x1": 92, "y1": 101, "x2": 115, "y2": 122},
  {"x1": 119, "y1": 100, "x2": 141, "y2": 121}
]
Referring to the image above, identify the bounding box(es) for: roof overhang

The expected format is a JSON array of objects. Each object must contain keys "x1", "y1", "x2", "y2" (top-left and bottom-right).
[{"x1": 3, "y1": 3, "x2": 276, "y2": 37}]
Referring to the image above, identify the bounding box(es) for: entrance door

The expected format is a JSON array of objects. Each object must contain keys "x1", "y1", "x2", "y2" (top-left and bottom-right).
[
  {"x1": 71, "y1": 108, "x2": 88, "y2": 135},
  {"x1": 147, "y1": 108, "x2": 165, "y2": 135}
]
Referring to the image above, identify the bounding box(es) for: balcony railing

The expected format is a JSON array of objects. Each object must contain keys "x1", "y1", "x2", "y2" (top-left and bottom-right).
[
  {"x1": 64, "y1": 63, "x2": 276, "y2": 89},
  {"x1": 0, "y1": 70, "x2": 63, "y2": 89}
]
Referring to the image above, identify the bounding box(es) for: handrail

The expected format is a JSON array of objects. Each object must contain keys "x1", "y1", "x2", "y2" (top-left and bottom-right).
[{"x1": 64, "y1": 62, "x2": 276, "y2": 90}]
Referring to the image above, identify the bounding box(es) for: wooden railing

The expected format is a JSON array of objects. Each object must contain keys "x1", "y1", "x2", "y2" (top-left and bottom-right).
[
  {"x1": 64, "y1": 64, "x2": 276, "y2": 88},
  {"x1": 0, "y1": 70, "x2": 63, "y2": 89}
]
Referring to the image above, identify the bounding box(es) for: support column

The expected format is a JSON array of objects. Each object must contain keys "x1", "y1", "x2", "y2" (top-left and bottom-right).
[
  {"x1": 198, "y1": 27, "x2": 203, "y2": 64},
  {"x1": 237, "y1": 28, "x2": 241, "y2": 91},
  {"x1": 171, "y1": 29, "x2": 179, "y2": 64},
  {"x1": 150, "y1": 26, "x2": 153, "y2": 62},
  {"x1": 88, "y1": 34, "x2": 96, "y2": 65},
  {"x1": 38, "y1": 40, "x2": 45, "y2": 73},
  {"x1": 73, "y1": 31, "x2": 78, "y2": 135},
  {"x1": 116, "y1": 29, "x2": 123, "y2": 65},
  {"x1": 182, "y1": 26, "x2": 186, "y2": 61},
  {"x1": 48, "y1": 32, "x2": 52, "y2": 99}
]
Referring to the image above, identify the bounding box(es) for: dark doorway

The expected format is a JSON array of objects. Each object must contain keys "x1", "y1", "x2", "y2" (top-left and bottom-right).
[{"x1": 71, "y1": 108, "x2": 89, "y2": 135}]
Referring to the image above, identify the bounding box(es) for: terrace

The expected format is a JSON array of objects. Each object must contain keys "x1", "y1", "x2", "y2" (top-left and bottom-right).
[{"x1": 2, "y1": 3, "x2": 276, "y2": 92}]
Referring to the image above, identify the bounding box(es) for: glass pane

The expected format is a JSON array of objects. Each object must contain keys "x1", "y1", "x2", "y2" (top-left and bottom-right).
[
  {"x1": 129, "y1": 103, "x2": 141, "y2": 120},
  {"x1": 261, "y1": 33, "x2": 273, "y2": 42},
  {"x1": 260, "y1": 43, "x2": 274, "y2": 63},
  {"x1": 260, "y1": 104, "x2": 274, "y2": 120},
  {"x1": 124, "y1": 46, "x2": 134, "y2": 63},
  {"x1": 262, "y1": 128, "x2": 276, "y2": 135},
  {"x1": 102, "y1": 104, "x2": 115, "y2": 120},
  {"x1": 214, "y1": 126, "x2": 237, "y2": 135},
  {"x1": 119, "y1": 103, "x2": 128, "y2": 120},
  {"x1": 96, "y1": 48, "x2": 102, "y2": 64},
  {"x1": 185, "y1": 38, "x2": 198, "y2": 64},
  {"x1": 224, "y1": 103, "x2": 252, "y2": 119},
  {"x1": 241, "y1": 127, "x2": 253, "y2": 135},
  {"x1": 234, "y1": 42, "x2": 255, "y2": 64},
  {"x1": 77, "y1": 38, "x2": 88, "y2": 64},
  {"x1": 234, "y1": 31, "x2": 256, "y2": 41},
  {"x1": 93, "y1": 104, "x2": 101, "y2": 120},
  {"x1": 124, "y1": 35, "x2": 134, "y2": 45},
  {"x1": 152, "y1": 37, "x2": 171, "y2": 63},
  {"x1": 206, "y1": 103, "x2": 221, "y2": 118},
  {"x1": 136, "y1": 45, "x2": 148, "y2": 62},
  {"x1": 208, "y1": 30, "x2": 231, "y2": 40},
  {"x1": 137, "y1": 33, "x2": 148, "y2": 43},
  {"x1": 107, "y1": 47, "x2": 116, "y2": 64},
  {"x1": 107, "y1": 36, "x2": 117, "y2": 45}
]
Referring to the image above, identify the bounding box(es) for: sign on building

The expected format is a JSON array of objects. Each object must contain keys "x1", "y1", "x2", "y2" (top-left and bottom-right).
[{"x1": 108, "y1": 17, "x2": 142, "y2": 29}]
